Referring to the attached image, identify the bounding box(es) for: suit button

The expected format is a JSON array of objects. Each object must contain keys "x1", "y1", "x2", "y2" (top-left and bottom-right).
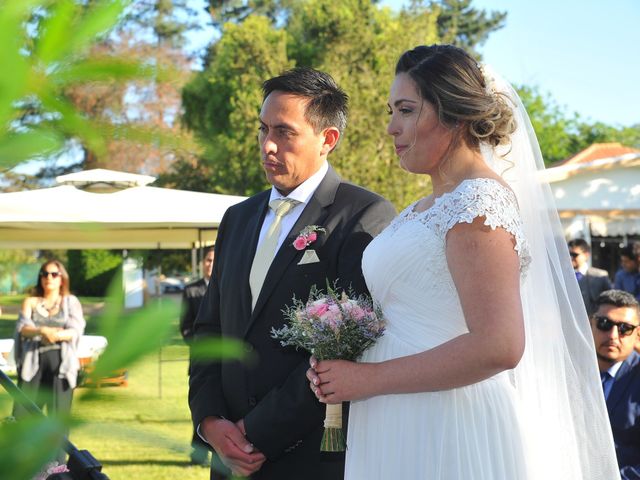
[{"x1": 248, "y1": 396, "x2": 257, "y2": 407}]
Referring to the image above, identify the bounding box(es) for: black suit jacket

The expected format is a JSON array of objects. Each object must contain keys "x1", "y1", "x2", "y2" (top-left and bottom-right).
[
  {"x1": 180, "y1": 278, "x2": 208, "y2": 341},
  {"x1": 606, "y1": 351, "x2": 640, "y2": 479},
  {"x1": 578, "y1": 267, "x2": 612, "y2": 315},
  {"x1": 189, "y1": 166, "x2": 395, "y2": 479}
]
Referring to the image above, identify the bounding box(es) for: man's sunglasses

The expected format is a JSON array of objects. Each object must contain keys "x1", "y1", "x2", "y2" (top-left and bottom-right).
[
  {"x1": 569, "y1": 251, "x2": 580, "y2": 258},
  {"x1": 593, "y1": 315, "x2": 638, "y2": 337},
  {"x1": 39, "y1": 271, "x2": 61, "y2": 279}
]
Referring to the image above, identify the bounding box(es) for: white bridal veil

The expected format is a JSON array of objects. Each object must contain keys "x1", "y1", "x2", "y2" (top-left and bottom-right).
[{"x1": 480, "y1": 66, "x2": 620, "y2": 479}]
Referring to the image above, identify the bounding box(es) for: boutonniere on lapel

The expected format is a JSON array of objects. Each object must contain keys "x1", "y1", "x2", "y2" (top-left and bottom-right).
[{"x1": 293, "y1": 225, "x2": 325, "y2": 265}]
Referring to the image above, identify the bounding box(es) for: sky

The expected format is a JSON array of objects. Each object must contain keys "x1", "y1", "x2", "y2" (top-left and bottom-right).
[{"x1": 382, "y1": 0, "x2": 640, "y2": 127}]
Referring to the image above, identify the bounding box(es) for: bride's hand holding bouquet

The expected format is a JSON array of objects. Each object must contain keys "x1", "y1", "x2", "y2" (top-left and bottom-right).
[{"x1": 307, "y1": 355, "x2": 376, "y2": 404}]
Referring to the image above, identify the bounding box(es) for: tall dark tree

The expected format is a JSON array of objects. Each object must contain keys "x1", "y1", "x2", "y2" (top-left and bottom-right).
[
  {"x1": 207, "y1": 0, "x2": 287, "y2": 26},
  {"x1": 432, "y1": 0, "x2": 506, "y2": 56}
]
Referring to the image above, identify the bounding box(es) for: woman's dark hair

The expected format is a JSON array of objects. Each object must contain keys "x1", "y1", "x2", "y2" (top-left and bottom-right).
[
  {"x1": 395, "y1": 44, "x2": 516, "y2": 150},
  {"x1": 35, "y1": 259, "x2": 70, "y2": 297}
]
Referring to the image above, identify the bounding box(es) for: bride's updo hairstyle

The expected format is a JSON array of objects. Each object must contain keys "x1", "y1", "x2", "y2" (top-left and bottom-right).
[{"x1": 395, "y1": 44, "x2": 516, "y2": 150}]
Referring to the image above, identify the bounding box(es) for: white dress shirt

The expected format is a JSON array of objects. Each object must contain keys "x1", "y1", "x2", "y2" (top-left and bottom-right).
[{"x1": 255, "y1": 161, "x2": 329, "y2": 252}]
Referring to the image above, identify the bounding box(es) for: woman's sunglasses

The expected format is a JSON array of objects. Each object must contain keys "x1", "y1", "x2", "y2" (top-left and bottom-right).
[
  {"x1": 593, "y1": 315, "x2": 638, "y2": 337},
  {"x1": 39, "y1": 271, "x2": 61, "y2": 279}
]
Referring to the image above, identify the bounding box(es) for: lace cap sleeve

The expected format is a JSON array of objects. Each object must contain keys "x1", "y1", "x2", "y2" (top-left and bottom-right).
[{"x1": 438, "y1": 178, "x2": 531, "y2": 274}]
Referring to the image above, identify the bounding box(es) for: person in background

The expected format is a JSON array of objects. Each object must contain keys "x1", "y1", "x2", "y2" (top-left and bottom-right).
[
  {"x1": 14, "y1": 259, "x2": 85, "y2": 461},
  {"x1": 180, "y1": 247, "x2": 215, "y2": 466},
  {"x1": 568, "y1": 238, "x2": 612, "y2": 315},
  {"x1": 181, "y1": 248, "x2": 215, "y2": 341},
  {"x1": 614, "y1": 245, "x2": 640, "y2": 301},
  {"x1": 589, "y1": 290, "x2": 640, "y2": 479}
]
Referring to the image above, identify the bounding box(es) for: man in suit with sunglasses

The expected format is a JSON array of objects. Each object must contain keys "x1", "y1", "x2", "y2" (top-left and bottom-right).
[
  {"x1": 590, "y1": 290, "x2": 640, "y2": 479},
  {"x1": 568, "y1": 238, "x2": 612, "y2": 315}
]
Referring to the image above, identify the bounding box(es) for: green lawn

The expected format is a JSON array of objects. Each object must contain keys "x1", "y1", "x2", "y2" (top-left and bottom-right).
[{"x1": 1, "y1": 345, "x2": 210, "y2": 480}]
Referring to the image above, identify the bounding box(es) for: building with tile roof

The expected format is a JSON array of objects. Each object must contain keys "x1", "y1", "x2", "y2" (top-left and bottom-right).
[{"x1": 544, "y1": 143, "x2": 640, "y2": 273}]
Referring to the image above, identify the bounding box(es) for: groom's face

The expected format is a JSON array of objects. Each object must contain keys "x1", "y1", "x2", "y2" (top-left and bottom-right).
[{"x1": 258, "y1": 91, "x2": 337, "y2": 195}]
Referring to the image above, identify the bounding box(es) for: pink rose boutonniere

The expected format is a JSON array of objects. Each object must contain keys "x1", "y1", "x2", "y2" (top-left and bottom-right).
[{"x1": 293, "y1": 225, "x2": 325, "y2": 251}]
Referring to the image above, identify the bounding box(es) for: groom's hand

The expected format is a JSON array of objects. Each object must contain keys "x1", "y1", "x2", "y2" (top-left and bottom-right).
[{"x1": 201, "y1": 416, "x2": 266, "y2": 476}]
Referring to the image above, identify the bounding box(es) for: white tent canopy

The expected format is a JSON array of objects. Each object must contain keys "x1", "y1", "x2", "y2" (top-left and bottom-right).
[
  {"x1": 544, "y1": 152, "x2": 640, "y2": 237},
  {"x1": 0, "y1": 169, "x2": 246, "y2": 249}
]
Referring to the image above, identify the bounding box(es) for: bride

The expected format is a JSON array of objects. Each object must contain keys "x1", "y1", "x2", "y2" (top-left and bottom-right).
[{"x1": 307, "y1": 45, "x2": 620, "y2": 479}]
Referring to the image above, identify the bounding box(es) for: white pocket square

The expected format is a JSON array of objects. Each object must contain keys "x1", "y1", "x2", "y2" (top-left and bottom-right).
[{"x1": 298, "y1": 249, "x2": 320, "y2": 265}]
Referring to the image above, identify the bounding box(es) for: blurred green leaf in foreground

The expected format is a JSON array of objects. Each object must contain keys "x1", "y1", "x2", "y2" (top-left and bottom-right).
[{"x1": 0, "y1": 0, "x2": 157, "y2": 169}]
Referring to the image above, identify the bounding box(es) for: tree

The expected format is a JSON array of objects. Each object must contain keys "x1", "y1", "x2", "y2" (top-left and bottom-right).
[
  {"x1": 0, "y1": 0, "x2": 152, "y2": 174},
  {"x1": 286, "y1": 0, "x2": 440, "y2": 206},
  {"x1": 2, "y1": 0, "x2": 203, "y2": 191},
  {"x1": 516, "y1": 85, "x2": 579, "y2": 166},
  {"x1": 179, "y1": 0, "x2": 441, "y2": 205},
  {"x1": 517, "y1": 84, "x2": 640, "y2": 165},
  {"x1": 573, "y1": 121, "x2": 640, "y2": 151},
  {"x1": 207, "y1": 0, "x2": 287, "y2": 26},
  {"x1": 178, "y1": 15, "x2": 291, "y2": 195},
  {"x1": 61, "y1": 0, "x2": 201, "y2": 176},
  {"x1": 431, "y1": 0, "x2": 506, "y2": 56}
]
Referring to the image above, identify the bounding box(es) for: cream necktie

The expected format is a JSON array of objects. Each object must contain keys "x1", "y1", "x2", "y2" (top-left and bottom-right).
[{"x1": 249, "y1": 198, "x2": 299, "y2": 309}]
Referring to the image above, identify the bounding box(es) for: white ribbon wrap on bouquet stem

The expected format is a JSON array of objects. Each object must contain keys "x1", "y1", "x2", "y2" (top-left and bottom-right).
[{"x1": 323, "y1": 403, "x2": 342, "y2": 429}]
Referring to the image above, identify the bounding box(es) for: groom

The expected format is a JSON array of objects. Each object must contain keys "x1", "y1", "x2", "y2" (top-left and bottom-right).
[{"x1": 189, "y1": 67, "x2": 395, "y2": 480}]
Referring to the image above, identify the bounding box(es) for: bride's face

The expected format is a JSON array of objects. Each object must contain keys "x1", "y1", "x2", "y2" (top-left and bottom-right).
[{"x1": 387, "y1": 73, "x2": 453, "y2": 175}]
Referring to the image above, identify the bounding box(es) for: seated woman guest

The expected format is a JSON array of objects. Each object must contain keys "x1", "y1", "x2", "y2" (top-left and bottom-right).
[{"x1": 14, "y1": 260, "x2": 85, "y2": 433}]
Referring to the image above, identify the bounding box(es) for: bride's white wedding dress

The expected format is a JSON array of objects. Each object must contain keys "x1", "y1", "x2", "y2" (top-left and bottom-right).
[{"x1": 345, "y1": 177, "x2": 532, "y2": 479}]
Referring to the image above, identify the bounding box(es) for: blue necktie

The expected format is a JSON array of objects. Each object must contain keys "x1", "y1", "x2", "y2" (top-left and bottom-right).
[
  {"x1": 575, "y1": 271, "x2": 584, "y2": 281},
  {"x1": 600, "y1": 372, "x2": 614, "y2": 400}
]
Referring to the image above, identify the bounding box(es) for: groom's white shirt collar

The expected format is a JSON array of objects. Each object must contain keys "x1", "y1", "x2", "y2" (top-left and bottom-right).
[
  {"x1": 256, "y1": 161, "x2": 329, "y2": 250},
  {"x1": 268, "y1": 160, "x2": 328, "y2": 205}
]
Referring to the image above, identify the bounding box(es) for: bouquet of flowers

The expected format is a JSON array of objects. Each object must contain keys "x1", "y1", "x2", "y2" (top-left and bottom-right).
[{"x1": 271, "y1": 283, "x2": 385, "y2": 451}]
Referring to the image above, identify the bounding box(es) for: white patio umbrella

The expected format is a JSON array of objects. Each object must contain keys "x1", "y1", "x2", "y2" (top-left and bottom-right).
[{"x1": 0, "y1": 169, "x2": 247, "y2": 249}]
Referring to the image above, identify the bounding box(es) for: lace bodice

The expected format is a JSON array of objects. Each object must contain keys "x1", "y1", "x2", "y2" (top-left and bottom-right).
[
  {"x1": 391, "y1": 177, "x2": 530, "y2": 274},
  {"x1": 361, "y1": 178, "x2": 531, "y2": 352}
]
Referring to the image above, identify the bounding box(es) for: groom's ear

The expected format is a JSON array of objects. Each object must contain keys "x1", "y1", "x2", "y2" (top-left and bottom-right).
[{"x1": 320, "y1": 127, "x2": 340, "y2": 155}]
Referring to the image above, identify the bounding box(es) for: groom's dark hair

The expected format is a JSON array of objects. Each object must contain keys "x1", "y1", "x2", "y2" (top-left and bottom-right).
[{"x1": 262, "y1": 67, "x2": 348, "y2": 136}]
